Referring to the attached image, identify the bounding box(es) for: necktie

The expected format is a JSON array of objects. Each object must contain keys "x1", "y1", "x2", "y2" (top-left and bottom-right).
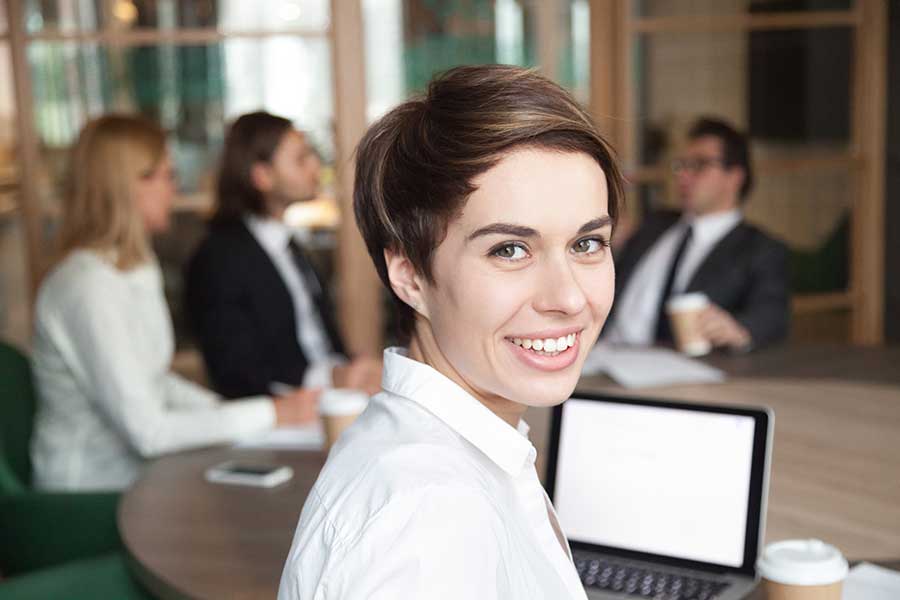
[
  {"x1": 655, "y1": 224, "x2": 693, "y2": 342},
  {"x1": 287, "y1": 238, "x2": 346, "y2": 355}
]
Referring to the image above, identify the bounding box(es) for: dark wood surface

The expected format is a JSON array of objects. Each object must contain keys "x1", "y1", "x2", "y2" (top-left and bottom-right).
[
  {"x1": 120, "y1": 346, "x2": 900, "y2": 599},
  {"x1": 118, "y1": 448, "x2": 326, "y2": 600},
  {"x1": 701, "y1": 344, "x2": 900, "y2": 385}
]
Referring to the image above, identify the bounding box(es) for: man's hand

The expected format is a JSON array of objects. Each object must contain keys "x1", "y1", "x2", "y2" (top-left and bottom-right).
[
  {"x1": 697, "y1": 304, "x2": 752, "y2": 350},
  {"x1": 274, "y1": 388, "x2": 321, "y2": 425},
  {"x1": 333, "y1": 356, "x2": 383, "y2": 396}
]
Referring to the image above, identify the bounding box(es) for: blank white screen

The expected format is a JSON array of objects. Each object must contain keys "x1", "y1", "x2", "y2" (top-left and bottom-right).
[{"x1": 553, "y1": 399, "x2": 755, "y2": 567}]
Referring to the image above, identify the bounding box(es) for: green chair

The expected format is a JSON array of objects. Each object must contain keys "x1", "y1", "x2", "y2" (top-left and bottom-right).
[
  {"x1": 0, "y1": 341, "x2": 151, "y2": 598},
  {"x1": 0, "y1": 553, "x2": 150, "y2": 600}
]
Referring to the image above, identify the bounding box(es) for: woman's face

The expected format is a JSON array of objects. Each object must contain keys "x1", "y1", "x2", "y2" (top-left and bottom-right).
[
  {"x1": 414, "y1": 148, "x2": 614, "y2": 418},
  {"x1": 135, "y1": 152, "x2": 176, "y2": 234}
]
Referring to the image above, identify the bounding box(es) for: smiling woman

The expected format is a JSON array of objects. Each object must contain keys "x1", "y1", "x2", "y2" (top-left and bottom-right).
[{"x1": 279, "y1": 65, "x2": 624, "y2": 600}]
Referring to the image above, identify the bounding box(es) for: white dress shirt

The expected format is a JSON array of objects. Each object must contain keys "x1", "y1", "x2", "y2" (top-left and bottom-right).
[
  {"x1": 244, "y1": 215, "x2": 343, "y2": 390},
  {"x1": 279, "y1": 347, "x2": 588, "y2": 600},
  {"x1": 30, "y1": 249, "x2": 276, "y2": 491},
  {"x1": 607, "y1": 209, "x2": 743, "y2": 344}
]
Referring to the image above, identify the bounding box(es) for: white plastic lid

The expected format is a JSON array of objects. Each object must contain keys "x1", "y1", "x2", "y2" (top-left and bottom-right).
[
  {"x1": 319, "y1": 389, "x2": 369, "y2": 417},
  {"x1": 666, "y1": 292, "x2": 710, "y2": 312},
  {"x1": 681, "y1": 340, "x2": 711, "y2": 356},
  {"x1": 756, "y1": 539, "x2": 848, "y2": 586}
]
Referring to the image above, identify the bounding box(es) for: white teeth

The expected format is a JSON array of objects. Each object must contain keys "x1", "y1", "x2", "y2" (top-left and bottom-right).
[{"x1": 510, "y1": 332, "x2": 579, "y2": 354}]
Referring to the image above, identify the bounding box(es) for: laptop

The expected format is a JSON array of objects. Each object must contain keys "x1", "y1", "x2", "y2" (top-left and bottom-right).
[{"x1": 546, "y1": 392, "x2": 773, "y2": 600}]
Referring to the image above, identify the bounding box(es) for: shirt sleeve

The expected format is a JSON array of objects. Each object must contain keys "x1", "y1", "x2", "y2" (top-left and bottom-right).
[
  {"x1": 58, "y1": 270, "x2": 276, "y2": 458},
  {"x1": 734, "y1": 235, "x2": 790, "y2": 349},
  {"x1": 163, "y1": 372, "x2": 219, "y2": 409},
  {"x1": 299, "y1": 486, "x2": 514, "y2": 600}
]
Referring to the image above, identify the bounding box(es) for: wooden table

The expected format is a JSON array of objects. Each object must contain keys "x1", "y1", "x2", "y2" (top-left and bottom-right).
[
  {"x1": 119, "y1": 448, "x2": 326, "y2": 600},
  {"x1": 120, "y1": 350, "x2": 900, "y2": 599},
  {"x1": 702, "y1": 344, "x2": 900, "y2": 386}
]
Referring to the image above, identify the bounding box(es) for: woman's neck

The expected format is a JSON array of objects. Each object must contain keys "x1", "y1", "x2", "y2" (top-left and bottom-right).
[{"x1": 408, "y1": 331, "x2": 526, "y2": 429}]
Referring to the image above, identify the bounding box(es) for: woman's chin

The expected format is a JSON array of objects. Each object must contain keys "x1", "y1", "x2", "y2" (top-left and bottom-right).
[
  {"x1": 498, "y1": 341, "x2": 588, "y2": 406},
  {"x1": 504, "y1": 375, "x2": 581, "y2": 408}
]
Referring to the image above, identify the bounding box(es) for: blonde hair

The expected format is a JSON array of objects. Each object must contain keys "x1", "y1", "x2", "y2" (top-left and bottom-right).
[{"x1": 56, "y1": 114, "x2": 167, "y2": 270}]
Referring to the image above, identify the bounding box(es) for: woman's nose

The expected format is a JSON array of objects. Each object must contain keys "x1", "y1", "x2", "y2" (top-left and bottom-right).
[{"x1": 532, "y1": 257, "x2": 588, "y2": 316}]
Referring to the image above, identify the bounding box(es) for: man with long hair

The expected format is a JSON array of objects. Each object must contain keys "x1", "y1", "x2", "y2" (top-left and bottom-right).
[{"x1": 185, "y1": 112, "x2": 380, "y2": 400}]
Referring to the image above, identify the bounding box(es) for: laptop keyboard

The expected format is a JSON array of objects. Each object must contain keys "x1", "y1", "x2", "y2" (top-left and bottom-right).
[{"x1": 574, "y1": 556, "x2": 732, "y2": 600}]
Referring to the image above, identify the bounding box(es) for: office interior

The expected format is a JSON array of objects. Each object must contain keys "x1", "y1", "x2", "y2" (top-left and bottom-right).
[{"x1": 0, "y1": 0, "x2": 898, "y2": 597}]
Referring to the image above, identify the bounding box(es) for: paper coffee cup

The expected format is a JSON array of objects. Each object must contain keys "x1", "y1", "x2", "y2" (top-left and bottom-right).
[
  {"x1": 756, "y1": 539, "x2": 848, "y2": 600},
  {"x1": 665, "y1": 292, "x2": 712, "y2": 356},
  {"x1": 319, "y1": 389, "x2": 369, "y2": 451}
]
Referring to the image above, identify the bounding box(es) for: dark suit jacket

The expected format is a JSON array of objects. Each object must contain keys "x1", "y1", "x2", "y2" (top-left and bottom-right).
[
  {"x1": 184, "y1": 220, "x2": 344, "y2": 398},
  {"x1": 612, "y1": 211, "x2": 790, "y2": 349}
]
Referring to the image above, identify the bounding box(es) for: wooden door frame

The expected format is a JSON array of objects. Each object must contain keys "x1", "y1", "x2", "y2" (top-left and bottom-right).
[{"x1": 590, "y1": 0, "x2": 886, "y2": 345}]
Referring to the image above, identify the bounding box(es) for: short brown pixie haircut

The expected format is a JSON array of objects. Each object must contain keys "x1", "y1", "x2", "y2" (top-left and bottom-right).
[{"x1": 354, "y1": 64, "x2": 624, "y2": 341}]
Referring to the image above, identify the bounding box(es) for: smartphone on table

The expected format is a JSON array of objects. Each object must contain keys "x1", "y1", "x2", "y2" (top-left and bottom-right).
[{"x1": 204, "y1": 461, "x2": 293, "y2": 488}]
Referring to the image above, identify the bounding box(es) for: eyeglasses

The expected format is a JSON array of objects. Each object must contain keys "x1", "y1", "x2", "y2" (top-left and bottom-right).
[{"x1": 670, "y1": 157, "x2": 725, "y2": 174}]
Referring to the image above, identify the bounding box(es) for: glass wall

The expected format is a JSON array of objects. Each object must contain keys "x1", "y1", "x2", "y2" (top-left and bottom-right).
[
  {"x1": 0, "y1": 9, "x2": 31, "y2": 349},
  {"x1": 363, "y1": 0, "x2": 591, "y2": 123},
  {"x1": 18, "y1": 0, "x2": 334, "y2": 347},
  {"x1": 632, "y1": 0, "x2": 853, "y2": 18},
  {"x1": 627, "y1": 0, "x2": 857, "y2": 316}
]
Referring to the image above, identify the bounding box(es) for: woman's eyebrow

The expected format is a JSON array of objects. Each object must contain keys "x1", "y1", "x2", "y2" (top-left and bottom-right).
[
  {"x1": 466, "y1": 223, "x2": 539, "y2": 241},
  {"x1": 467, "y1": 216, "x2": 613, "y2": 241},
  {"x1": 577, "y1": 216, "x2": 612, "y2": 234}
]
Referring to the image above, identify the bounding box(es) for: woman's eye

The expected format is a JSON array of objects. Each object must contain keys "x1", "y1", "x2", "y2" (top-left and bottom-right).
[
  {"x1": 572, "y1": 237, "x2": 608, "y2": 254},
  {"x1": 492, "y1": 243, "x2": 529, "y2": 260}
]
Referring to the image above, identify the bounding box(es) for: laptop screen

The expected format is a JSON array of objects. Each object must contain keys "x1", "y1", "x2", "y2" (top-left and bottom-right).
[{"x1": 548, "y1": 395, "x2": 769, "y2": 572}]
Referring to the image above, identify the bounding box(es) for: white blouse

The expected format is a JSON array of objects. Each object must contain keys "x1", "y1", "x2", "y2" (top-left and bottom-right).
[
  {"x1": 278, "y1": 347, "x2": 588, "y2": 600},
  {"x1": 30, "y1": 249, "x2": 276, "y2": 491}
]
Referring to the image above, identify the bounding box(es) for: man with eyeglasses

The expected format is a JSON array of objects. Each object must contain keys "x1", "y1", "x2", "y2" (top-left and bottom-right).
[{"x1": 605, "y1": 117, "x2": 789, "y2": 352}]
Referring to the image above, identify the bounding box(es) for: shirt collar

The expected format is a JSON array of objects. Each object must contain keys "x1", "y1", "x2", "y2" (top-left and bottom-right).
[
  {"x1": 381, "y1": 347, "x2": 535, "y2": 477},
  {"x1": 682, "y1": 208, "x2": 742, "y2": 241},
  {"x1": 244, "y1": 214, "x2": 292, "y2": 254}
]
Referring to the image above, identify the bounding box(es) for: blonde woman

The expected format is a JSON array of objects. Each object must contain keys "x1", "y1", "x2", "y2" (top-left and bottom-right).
[{"x1": 30, "y1": 115, "x2": 318, "y2": 492}]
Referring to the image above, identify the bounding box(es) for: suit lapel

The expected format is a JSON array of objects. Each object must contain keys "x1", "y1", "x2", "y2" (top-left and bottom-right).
[
  {"x1": 236, "y1": 222, "x2": 300, "y2": 335},
  {"x1": 615, "y1": 213, "x2": 680, "y2": 296},
  {"x1": 686, "y1": 221, "x2": 748, "y2": 292}
]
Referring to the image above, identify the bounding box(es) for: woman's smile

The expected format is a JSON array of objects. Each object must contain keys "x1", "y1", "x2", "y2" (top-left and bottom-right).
[{"x1": 505, "y1": 328, "x2": 584, "y2": 371}]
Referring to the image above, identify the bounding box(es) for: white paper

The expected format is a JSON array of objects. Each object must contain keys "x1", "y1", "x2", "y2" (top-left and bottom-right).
[
  {"x1": 582, "y1": 343, "x2": 726, "y2": 388},
  {"x1": 235, "y1": 423, "x2": 324, "y2": 450},
  {"x1": 843, "y1": 562, "x2": 900, "y2": 600}
]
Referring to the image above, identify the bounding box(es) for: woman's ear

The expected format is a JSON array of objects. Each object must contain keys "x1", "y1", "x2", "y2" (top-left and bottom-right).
[
  {"x1": 384, "y1": 249, "x2": 429, "y2": 319},
  {"x1": 250, "y1": 161, "x2": 274, "y2": 193}
]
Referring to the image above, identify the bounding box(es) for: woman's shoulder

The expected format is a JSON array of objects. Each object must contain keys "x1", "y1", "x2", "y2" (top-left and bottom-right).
[
  {"x1": 312, "y1": 442, "x2": 505, "y2": 544},
  {"x1": 285, "y1": 441, "x2": 511, "y2": 596},
  {"x1": 333, "y1": 395, "x2": 497, "y2": 485},
  {"x1": 41, "y1": 248, "x2": 116, "y2": 288},
  {"x1": 37, "y1": 250, "x2": 130, "y2": 314},
  {"x1": 313, "y1": 436, "x2": 498, "y2": 532}
]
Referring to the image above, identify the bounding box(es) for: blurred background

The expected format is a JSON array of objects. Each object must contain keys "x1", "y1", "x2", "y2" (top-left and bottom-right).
[{"x1": 0, "y1": 0, "x2": 896, "y2": 360}]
